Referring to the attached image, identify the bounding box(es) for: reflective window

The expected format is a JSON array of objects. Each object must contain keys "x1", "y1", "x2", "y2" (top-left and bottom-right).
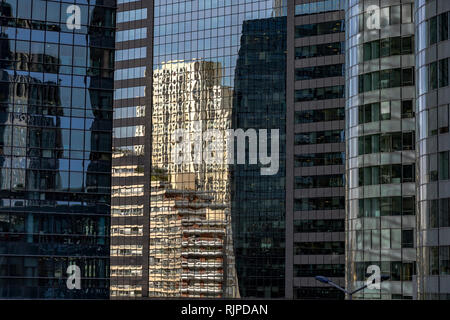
[
  {"x1": 359, "y1": 164, "x2": 415, "y2": 186},
  {"x1": 295, "y1": 85, "x2": 344, "y2": 102},
  {"x1": 294, "y1": 175, "x2": 344, "y2": 189},
  {"x1": 114, "y1": 67, "x2": 146, "y2": 81},
  {"x1": 295, "y1": 64, "x2": 343, "y2": 80},
  {"x1": 295, "y1": 42, "x2": 344, "y2": 59},
  {"x1": 359, "y1": 197, "x2": 415, "y2": 217},
  {"x1": 116, "y1": 28, "x2": 147, "y2": 42},
  {"x1": 113, "y1": 106, "x2": 145, "y2": 119},
  {"x1": 294, "y1": 130, "x2": 344, "y2": 145},
  {"x1": 295, "y1": 20, "x2": 344, "y2": 38},
  {"x1": 295, "y1": 0, "x2": 344, "y2": 16},
  {"x1": 294, "y1": 197, "x2": 345, "y2": 211},
  {"x1": 114, "y1": 86, "x2": 146, "y2": 100},
  {"x1": 294, "y1": 219, "x2": 344, "y2": 233},
  {"x1": 358, "y1": 132, "x2": 415, "y2": 155},
  {"x1": 359, "y1": 68, "x2": 415, "y2": 93},
  {"x1": 362, "y1": 36, "x2": 414, "y2": 61},
  {"x1": 113, "y1": 125, "x2": 145, "y2": 138},
  {"x1": 295, "y1": 108, "x2": 344, "y2": 124},
  {"x1": 117, "y1": 8, "x2": 147, "y2": 23},
  {"x1": 294, "y1": 152, "x2": 345, "y2": 167},
  {"x1": 115, "y1": 47, "x2": 147, "y2": 62},
  {"x1": 294, "y1": 241, "x2": 345, "y2": 255}
]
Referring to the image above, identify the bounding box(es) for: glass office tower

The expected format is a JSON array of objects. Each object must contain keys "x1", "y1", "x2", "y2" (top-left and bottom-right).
[
  {"x1": 232, "y1": 16, "x2": 286, "y2": 298},
  {"x1": 0, "y1": 0, "x2": 115, "y2": 298},
  {"x1": 150, "y1": 0, "x2": 286, "y2": 299},
  {"x1": 415, "y1": 0, "x2": 450, "y2": 300},
  {"x1": 345, "y1": 0, "x2": 416, "y2": 299},
  {"x1": 110, "y1": 0, "x2": 288, "y2": 299},
  {"x1": 286, "y1": 0, "x2": 346, "y2": 299}
]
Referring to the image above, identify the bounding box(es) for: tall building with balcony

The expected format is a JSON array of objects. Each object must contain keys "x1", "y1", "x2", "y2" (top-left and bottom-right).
[
  {"x1": 415, "y1": 0, "x2": 450, "y2": 300},
  {"x1": 286, "y1": 0, "x2": 346, "y2": 299},
  {"x1": 0, "y1": 0, "x2": 115, "y2": 298},
  {"x1": 345, "y1": 0, "x2": 417, "y2": 299}
]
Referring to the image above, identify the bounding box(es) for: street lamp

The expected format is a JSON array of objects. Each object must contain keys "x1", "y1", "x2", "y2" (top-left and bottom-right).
[{"x1": 314, "y1": 275, "x2": 390, "y2": 300}]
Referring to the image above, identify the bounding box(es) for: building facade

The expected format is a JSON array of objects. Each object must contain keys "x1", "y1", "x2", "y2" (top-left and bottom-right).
[
  {"x1": 111, "y1": 0, "x2": 288, "y2": 299},
  {"x1": 415, "y1": 0, "x2": 450, "y2": 300},
  {"x1": 345, "y1": 0, "x2": 417, "y2": 299},
  {"x1": 110, "y1": 0, "x2": 152, "y2": 299},
  {"x1": 0, "y1": 0, "x2": 115, "y2": 298},
  {"x1": 286, "y1": 0, "x2": 346, "y2": 299},
  {"x1": 232, "y1": 16, "x2": 286, "y2": 298}
]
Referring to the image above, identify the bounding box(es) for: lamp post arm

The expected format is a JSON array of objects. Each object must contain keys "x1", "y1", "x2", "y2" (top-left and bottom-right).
[
  {"x1": 349, "y1": 284, "x2": 368, "y2": 296},
  {"x1": 326, "y1": 280, "x2": 349, "y2": 295}
]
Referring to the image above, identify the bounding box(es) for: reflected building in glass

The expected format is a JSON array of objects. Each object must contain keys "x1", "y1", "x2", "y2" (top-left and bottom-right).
[
  {"x1": 111, "y1": 0, "x2": 288, "y2": 299},
  {"x1": 345, "y1": 0, "x2": 417, "y2": 299},
  {"x1": 415, "y1": 0, "x2": 450, "y2": 300},
  {"x1": 0, "y1": 0, "x2": 115, "y2": 298}
]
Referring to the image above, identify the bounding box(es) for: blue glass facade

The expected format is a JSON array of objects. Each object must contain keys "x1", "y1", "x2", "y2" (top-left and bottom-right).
[{"x1": 0, "y1": 0, "x2": 115, "y2": 299}]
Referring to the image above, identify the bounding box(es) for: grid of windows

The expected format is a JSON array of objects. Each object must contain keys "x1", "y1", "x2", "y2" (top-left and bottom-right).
[
  {"x1": 151, "y1": 0, "x2": 287, "y2": 299},
  {"x1": 346, "y1": 0, "x2": 416, "y2": 300},
  {"x1": 0, "y1": 0, "x2": 115, "y2": 299}
]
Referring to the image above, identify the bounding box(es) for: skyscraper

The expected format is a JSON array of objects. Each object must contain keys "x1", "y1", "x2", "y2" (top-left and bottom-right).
[
  {"x1": 345, "y1": 0, "x2": 417, "y2": 299},
  {"x1": 232, "y1": 16, "x2": 286, "y2": 298},
  {"x1": 286, "y1": 0, "x2": 346, "y2": 299},
  {"x1": 0, "y1": 0, "x2": 115, "y2": 298},
  {"x1": 415, "y1": 0, "x2": 450, "y2": 300},
  {"x1": 110, "y1": 0, "x2": 151, "y2": 299},
  {"x1": 111, "y1": 0, "x2": 288, "y2": 299}
]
